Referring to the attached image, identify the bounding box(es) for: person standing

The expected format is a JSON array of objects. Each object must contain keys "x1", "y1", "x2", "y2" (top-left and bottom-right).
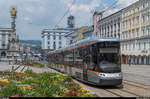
[{"x1": 129, "y1": 59, "x2": 131, "y2": 66}]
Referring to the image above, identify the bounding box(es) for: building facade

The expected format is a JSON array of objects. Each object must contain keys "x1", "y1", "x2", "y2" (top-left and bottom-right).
[
  {"x1": 65, "y1": 30, "x2": 77, "y2": 45},
  {"x1": 121, "y1": 0, "x2": 150, "y2": 65},
  {"x1": 97, "y1": 10, "x2": 122, "y2": 39},
  {"x1": 64, "y1": 25, "x2": 94, "y2": 46},
  {"x1": 42, "y1": 15, "x2": 76, "y2": 51},
  {"x1": 96, "y1": 0, "x2": 150, "y2": 65},
  {"x1": 41, "y1": 28, "x2": 75, "y2": 51}
]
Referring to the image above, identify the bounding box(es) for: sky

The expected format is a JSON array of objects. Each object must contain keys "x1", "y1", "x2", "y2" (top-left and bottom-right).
[{"x1": 0, "y1": 0, "x2": 138, "y2": 40}]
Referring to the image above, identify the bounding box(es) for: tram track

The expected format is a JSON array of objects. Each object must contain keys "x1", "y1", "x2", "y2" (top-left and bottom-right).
[
  {"x1": 104, "y1": 88, "x2": 139, "y2": 97},
  {"x1": 73, "y1": 78, "x2": 150, "y2": 97},
  {"x1": 123, "y1": 79, "x2": 150, "y2": 90}
]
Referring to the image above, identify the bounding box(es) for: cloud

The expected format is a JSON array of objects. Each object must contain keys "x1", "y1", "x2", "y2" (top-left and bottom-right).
[
  {"x1": 68, "y1": 0, "x2": 101, "y2": 27},
  {"x1": 0, "y1": 0, "x2": 139, "y2": 40},
  {"x1": 117, "y1": 0, "x2": 139, "y2": 7},
  {"x1": 103, "y1": 0, "x2": 139, "y2": 17}
]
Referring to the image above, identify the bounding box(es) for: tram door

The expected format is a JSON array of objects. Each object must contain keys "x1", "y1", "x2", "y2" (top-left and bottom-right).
[{"x1": 83, "y1": 47, "x2": 89, "y2": 81}]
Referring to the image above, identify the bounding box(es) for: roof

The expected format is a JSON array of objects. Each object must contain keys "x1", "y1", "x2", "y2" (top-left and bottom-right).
[{"x1": 0, "y1": 28, "x2": 12, "y2": 31}]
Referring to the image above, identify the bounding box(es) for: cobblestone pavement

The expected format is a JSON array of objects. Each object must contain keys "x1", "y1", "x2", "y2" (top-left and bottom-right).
[{"x1": 122, "y1": 64, "x2": 150, "y2": 85}]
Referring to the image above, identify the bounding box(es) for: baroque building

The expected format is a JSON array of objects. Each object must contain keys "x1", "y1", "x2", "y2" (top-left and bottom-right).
[
  {"x1": 121, "y1": 0, "x2": 150, "y2": 65},
  {"x1": 96, "y1": 0, "x2": 150, "y2": 65},
  {"x1": 98, "y1": 10, "x2": 122, "y2": 39},
  {"x1": 0, "y1": 6, "x2": 20, "y2": 61}
]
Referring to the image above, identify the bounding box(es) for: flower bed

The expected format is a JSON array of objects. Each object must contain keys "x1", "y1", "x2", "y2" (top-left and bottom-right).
[{"x1": 0, "y1": 70, "x2": 96, "y2": 97}]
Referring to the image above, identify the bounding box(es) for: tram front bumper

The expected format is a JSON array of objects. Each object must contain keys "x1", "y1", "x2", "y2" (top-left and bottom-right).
[
  {"x1": 98, "y1": 72, "x2": 123, "y2": 86},
  {"x1": 99, "y1": 79, "x2": 122, "y2": 86}
]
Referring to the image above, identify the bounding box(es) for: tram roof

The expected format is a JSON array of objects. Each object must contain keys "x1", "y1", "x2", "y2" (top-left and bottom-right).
[{"x1": 49, "y1": 37, "x2": 119, "y2": 54}]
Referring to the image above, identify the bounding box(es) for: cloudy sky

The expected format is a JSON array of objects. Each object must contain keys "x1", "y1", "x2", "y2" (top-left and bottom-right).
[{"x1": 0, "y1": 0, "x2": 138, "y2": 40}]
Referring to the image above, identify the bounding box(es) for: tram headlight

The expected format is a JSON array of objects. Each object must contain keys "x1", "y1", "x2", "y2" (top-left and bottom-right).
[{"x1": 99, "y1": 73, "x2": 106, "y2": 77}]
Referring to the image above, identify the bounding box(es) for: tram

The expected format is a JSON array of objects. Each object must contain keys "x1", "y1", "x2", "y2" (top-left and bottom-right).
[{"x1": 47, "y1": 37, "x2": 123, "y2": 86}]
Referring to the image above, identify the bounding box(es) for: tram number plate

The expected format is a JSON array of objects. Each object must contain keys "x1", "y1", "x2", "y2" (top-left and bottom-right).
[{"x1": 75, "y1": 72, "x2": 81, "y2": 79}]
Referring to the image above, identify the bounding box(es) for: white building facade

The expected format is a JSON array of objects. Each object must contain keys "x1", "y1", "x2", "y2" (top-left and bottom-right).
[{"x1": 41, "y1": 28, "x2": 74, "y2": 51}]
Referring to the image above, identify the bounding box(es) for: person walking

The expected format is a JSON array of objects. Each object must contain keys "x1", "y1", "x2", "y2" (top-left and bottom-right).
[{"x1": 129, "y1": 59, "x2": 131, "y2": 66}]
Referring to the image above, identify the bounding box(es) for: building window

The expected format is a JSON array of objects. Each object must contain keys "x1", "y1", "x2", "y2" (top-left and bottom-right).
[
  {"x1": 126, "y1": 32, "x2": 128, "y2": 39},
  {"x1": 142, "y1": 3, "x2": 145, "y2": 9},
  {"x1": 122, "y1": 44, "x2": 124, "y2": 51},
  {"x1": 59, "y1": 36, "x2": 61, "y2": 40},
  {"x1": 53, "y1": 42, "x2": 56, "y2": 50},
  {"x1": 132, "y1": 29, "x2": 135, "y2": 38},
  {"x1": 136, "y1": 29, "x2": 139, "y2": 37},
  {"x1": 48, "y1": 36, "x2": 50, "y2": 40},
  {"x1": 129, "y1": 19, "x2": 131, "y2": 27},
  {"x1": 2, "y1": 44, "x2": 5, "y2": 47},
  {"x1": 133, "y1": 17, "x2": 135, "y2": 26},
  {"x1": 147, "y1": 27, "x2": 150, "y2": 35},
  {"x1": 133, "y1": 43, "x2": 135, "y2": 49},
  {"x1": 147, "y1": 14, "x2": 150, "y2": 21},
  {"x1": 53, "y1": 35, "x2": 56, "y2": 40},
  {"x1": 136, "y1": 16, "x2": 139, "y2": 24},
  {"x1": 142, "y1": 15, "x2": 145, "y2": 24},
  {"x1": 142, "y1": 28, "x2": 145, "y2": 36},
  {"x1": 144, "y1": 42, "x2": 146, "y2": 49},
  {"x1": 48, "y1": 41, "x2": 50, "y2": 44},
  {"x1": 129, "y1": 44, "x2": 130, "y2": 51},
  {"x1": 129, "y1": 31, "x2": 131, "y2": 39},
  {"x1": 139, "y1": 43, "x2": 141, "y2": 50},
  {"x1": 59, "y1": 41, "x2": 61, "y2": 45}
]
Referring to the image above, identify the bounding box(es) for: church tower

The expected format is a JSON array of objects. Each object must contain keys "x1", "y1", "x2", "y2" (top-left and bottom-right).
[{"x1": 67, "y1": 15, "x2": 75, "y2": 28}]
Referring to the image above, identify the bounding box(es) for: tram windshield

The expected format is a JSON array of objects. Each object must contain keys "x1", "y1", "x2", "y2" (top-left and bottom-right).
[
  {"x1": 97, "y1": 42, "x2": 121, "y2": 73},
  {"x1": 99, "y1": 53, "x2": 119, "y2": 66}
]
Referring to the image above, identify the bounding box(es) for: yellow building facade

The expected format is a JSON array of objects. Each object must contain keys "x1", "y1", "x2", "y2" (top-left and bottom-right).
[{"x1": 121, "y1": 0, "x2": 150, "y2": 65}]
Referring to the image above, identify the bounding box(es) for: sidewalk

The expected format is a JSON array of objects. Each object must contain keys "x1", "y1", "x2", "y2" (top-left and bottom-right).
[{"x1": 122, "y1": 64, "x2": 150, "y2": 85}]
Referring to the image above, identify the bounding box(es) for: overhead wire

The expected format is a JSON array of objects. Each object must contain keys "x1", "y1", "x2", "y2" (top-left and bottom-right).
[{"x1": 53, "y1": 0, "x2": 76, "y2": 29}]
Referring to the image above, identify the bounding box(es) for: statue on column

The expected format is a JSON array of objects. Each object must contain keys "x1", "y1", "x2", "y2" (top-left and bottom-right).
[{"x1": 8, "y1": 6, "x2": 19, "y2": 60}]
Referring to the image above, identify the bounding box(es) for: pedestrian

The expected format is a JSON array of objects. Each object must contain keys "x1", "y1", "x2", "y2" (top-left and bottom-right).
[{"x1": 129, "y1": 59, "x2": 131, "y2": 66}]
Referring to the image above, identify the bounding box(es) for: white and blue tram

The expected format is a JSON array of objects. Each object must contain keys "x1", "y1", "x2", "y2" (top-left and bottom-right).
[{"x1": 47, "y1": 37, "x2": 123, "y2": 86}]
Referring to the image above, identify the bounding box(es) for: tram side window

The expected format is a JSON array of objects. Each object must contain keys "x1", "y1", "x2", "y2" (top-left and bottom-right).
[
  {"x1": 64, "y1": 51, "x2": 74, "y2": 66},
  {"x1": 74, "y1": 48, "x2": 83, "y2": 69},
  {"x1": 69, "y1": 51, "x2": 74, "y2": 66},
  {"x1": 58, "y1": 53, "x2": 63, "y2": 64},
  {"x1": 63, "y1": 52, "x2": 67, "y2": 65},
  {"x1": 55, "y1": 54, "x2": 59, "y2": 64},
  {"x1": 83, "y1": 46, "x2": 97, "y2": 71}
]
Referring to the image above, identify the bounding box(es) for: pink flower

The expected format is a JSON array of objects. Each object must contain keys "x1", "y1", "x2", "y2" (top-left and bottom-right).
[{"x1": 11, "y1": 94, "x2": 19, "y2": 97}]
